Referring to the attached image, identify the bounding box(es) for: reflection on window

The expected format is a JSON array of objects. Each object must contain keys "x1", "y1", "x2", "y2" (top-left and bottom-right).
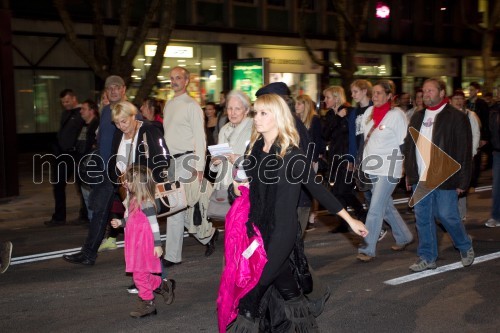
[
  {"x1": 267, "y1": 0, "x2": 286, "y2": 7},
  {"x1": 298, "y1": 0, "x2": 315, "y2": 10}
]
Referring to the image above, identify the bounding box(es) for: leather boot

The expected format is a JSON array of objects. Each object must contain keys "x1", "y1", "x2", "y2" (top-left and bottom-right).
[
  {"x1": 154, "y1": 278, "x2": 176, "y2": 305},
  {"x1": 129, "y1": 299, "x2": 157, "y2": 318}
]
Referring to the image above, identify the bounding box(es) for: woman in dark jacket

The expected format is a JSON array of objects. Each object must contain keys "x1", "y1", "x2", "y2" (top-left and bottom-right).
[
  {"x1": 108, "y1": 101, "x2": 170, "y2": 184},
  {"x1": 227, "y1": 94, "x2": 367, "y2": 332},
  {"x1": 322, "y1": 86, "x2": 365, "y2": 222}
]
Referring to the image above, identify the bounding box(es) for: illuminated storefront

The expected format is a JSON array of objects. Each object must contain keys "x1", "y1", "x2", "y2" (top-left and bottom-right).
[
  {"x1": 128, "y1": 42, "x2": 222, "y2": 105},
  {"x1": 238, "y1": 46, "x2": 323, "y2": 102}
]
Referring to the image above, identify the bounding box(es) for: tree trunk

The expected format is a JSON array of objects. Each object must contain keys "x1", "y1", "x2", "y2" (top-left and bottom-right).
[
  {"x1": 133, "y1": 0, "x2": 177, "y2": 103},
  {"x1": 53, "y1": 0, "x2": 177, "y2": 103}
]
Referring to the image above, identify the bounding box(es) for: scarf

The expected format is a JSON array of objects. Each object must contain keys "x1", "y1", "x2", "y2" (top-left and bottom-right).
[
  {"x1": 245, "y1": 138, "x2": 282, "y2": 250},
  {"x1": 426, "y1": 97, "x2": 449, "y2": 111},
  {"x1": 372, "y1": 101, "x2": 391, "y2": 127}
]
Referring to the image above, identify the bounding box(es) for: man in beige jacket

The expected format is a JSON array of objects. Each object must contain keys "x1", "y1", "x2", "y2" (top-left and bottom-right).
[{"x1": 163, "y1": 66, "x2": 218, "y2": 266}]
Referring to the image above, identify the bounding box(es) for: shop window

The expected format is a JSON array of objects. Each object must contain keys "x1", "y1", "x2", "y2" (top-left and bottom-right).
[
  {"x1": 297, "y1": 0, "x2": 315, "y2": 11},
  {"x1": 129, "y1": 43, "x2": 222, "y2": 105},
  {"x1": 196, "y1": 2, "x2": 225, "y2": 26},
  {"x1": 233, "y1": 6, "x2": 259, "y2": 29},
  {"x1": 400, "y1": 1, "x2": 412, "y2": 21},
  {"x1": 423, "y1": 0, "x2": 435, "y2": 23},
  {"x1": 234, "y1": 0, "x2": 256, "y2": 4},
  {"x1": 15, "y1": 69, "x2": 95, "y2": 134},
  {"x1": 267, "y1": 0, "x2": 286, "y2": 7},
  {"x1": 267, "y1": 9, "x2": 289, "y2": 32}
]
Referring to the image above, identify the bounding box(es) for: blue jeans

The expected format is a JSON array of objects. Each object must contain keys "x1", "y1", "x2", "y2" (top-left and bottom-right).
[
  {"x1": 81, "y1": 177, "x2": 115, "y2": 261},
  {"x1": 359, "y1": 175, "x2": 413, "y2": 257},
  {"x1": 492, "y1": 151, "x2": 500, "y2": 220},
  {"x1": 413, "y1": 185, "x2": 472, "y2": 263}
]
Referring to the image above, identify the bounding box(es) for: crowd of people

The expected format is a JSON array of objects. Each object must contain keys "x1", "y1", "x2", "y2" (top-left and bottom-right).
[{"x1": 8, "y1": 69, "x2": 496, "y2": 330}]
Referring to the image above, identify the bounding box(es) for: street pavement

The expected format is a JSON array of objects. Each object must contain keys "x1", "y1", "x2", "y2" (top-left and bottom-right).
[{"x1": 0, "y1": 153, "x2": 499, "y2": 332}]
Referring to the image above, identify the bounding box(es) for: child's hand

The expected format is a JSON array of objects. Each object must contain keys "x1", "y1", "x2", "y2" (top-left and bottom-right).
[
  {"x1": 154, "y1": 246, "x2": 163, "y2": 258},
  {"x1": 110, "y1": 218, "x2": 122, "y2": 228}
]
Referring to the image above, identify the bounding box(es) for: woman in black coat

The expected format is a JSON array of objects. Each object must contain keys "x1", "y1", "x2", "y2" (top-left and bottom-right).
[
  {"x1": 227, "y1": 94, "x2": 367, "y2": 332},
  {"x1": 322, "y1": 86, "x2": 365, "y2": 221}
]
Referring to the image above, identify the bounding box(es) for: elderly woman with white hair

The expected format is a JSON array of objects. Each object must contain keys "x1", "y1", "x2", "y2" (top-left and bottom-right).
[{"x1": 210, "y1": 90, "x2": 253, "y2": 199}]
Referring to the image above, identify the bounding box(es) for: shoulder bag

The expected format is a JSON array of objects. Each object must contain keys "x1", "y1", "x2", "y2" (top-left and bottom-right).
[{"x1": 141, "y1": 132, "x2": 188, "y2": 217}]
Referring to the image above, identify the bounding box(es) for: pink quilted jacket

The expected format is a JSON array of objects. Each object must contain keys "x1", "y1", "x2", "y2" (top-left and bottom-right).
[{"x1": 217, "y1": 186, "x2": 267, "y2": 332}]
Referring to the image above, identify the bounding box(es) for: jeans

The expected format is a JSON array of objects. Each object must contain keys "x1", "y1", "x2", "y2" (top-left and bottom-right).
[
  {"x1": 492, "y1": 151, "x2": 500, "y2": 220},
  {"x1": 359, "y1": 175, "x2": 413, "y2": 257},
  {"x1": 413, "y1": 185, "x2": 472, "y2": 263},
  {"x1": 81, "y1": 177, "x2": 115, "y2": 261}
]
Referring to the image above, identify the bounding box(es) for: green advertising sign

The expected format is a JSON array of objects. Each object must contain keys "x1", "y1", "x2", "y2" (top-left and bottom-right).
[{"x1": 230, "y1": 58, "x2": 268, "y2": 101}]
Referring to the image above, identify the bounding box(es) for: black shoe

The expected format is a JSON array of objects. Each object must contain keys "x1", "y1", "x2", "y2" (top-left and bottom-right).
[
  {"x1": 205, "y1": 229, "x2": 219, "y2": 257},
  {"x1": 44, "y1": 219, "x2": 66, "y2": 227},
  {"x1": 162, "y1": 258, "x2": 181, "y2": 268},
  {"x1": 62, "y1": 252, "x2": 95, "y2": 266}
]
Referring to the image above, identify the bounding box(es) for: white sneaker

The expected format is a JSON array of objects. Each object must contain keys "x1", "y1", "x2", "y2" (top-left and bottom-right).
[{"x1": 485, "y1": 218, "x2": 500, "y2": 228}]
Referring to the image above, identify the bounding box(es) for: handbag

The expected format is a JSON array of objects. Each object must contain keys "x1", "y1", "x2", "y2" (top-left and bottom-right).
[
  {"x1": 290, "y1": 222, "x2": 313, "y2": 294},
  {"x1": 155, "y1": 180, "x2": 188, "y2": 217},
  {"x1": 141, "y1": 132, "x2": 188, "y2": 217},
  {"x1": 207, "y1": 187, "x2": 231, "y2": 220},
  {"x1": 353, "y1": 123, "x2": 377, "y2": 192}
]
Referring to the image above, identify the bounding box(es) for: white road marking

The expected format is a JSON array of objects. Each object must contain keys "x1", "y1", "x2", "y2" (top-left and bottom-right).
[
  {"x1": 10, "y1": 230, "x2": 213, "y2": 265},
  {"x1": 384, "y1": 252, "x2": 500, "y2": 285},
  {"x1": 7, "y1": 186, "x2": 493, "y2": 266}
]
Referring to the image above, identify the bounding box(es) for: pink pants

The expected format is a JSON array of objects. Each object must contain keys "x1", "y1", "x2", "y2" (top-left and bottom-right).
[{"x1": 133, "y1": 271, "x2": 162, "y2": 301}]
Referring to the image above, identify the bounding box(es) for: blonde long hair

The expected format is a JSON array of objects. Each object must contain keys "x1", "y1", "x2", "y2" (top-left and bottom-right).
[
  {"x1": 296, "y1": 94, "x2": 317, "y2": 129},
  {"x1": 123, "y1": 165, "x2": 156, "y2": 211},
  {"x1": 247, "y1": 94, "x2": 300, "y2": 158}
]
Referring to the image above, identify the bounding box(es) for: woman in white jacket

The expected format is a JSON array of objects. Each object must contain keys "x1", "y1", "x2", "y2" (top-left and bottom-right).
[{"x1": 357, "y1": 80, "x2": 414, "y2": 262}]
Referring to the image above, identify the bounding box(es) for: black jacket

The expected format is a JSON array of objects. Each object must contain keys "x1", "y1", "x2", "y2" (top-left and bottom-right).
[
  {"x1": 489, "y1": 102, "x2": 500, "y2": 152},
  {"x1": 56, "y1": 107, "x2": 85, "y2": 153},
  {"x1": 404, "y1": 104, "x2": 472, "y2": 190},
  {"x1": 322, "y1": 106, "x2": 351, "y2": 159},
  {"x1": 108, "y1": 121, "x2": 170, "y2": 185},
  {"x1": 245, "y1": 146, "x2": 343, "y2": 286}
]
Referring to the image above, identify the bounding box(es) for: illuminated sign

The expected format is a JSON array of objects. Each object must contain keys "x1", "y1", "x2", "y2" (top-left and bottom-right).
[
  {"x1": 230, "y1": 58, "x2": 268, "y2": 102},
  {"x1": 144, "y1": 45, "x2": 194, "y2": 58},
  {"x1": 376, "y1": 2, "x2": 390, "y2": 18}
]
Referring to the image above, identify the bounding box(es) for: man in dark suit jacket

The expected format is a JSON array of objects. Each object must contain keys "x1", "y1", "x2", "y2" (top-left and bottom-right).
[{"x1": 44, "y1": 89, "x2": 84, "y2": 226}]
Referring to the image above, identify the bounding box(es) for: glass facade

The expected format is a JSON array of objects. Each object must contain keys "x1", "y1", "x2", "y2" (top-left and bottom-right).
[
  {"x1": 128, "y1": 42, "x2": 222, "y2": 106},
  {"x1": 13, "y1": 35, "x2": 95, "y2": 134}
]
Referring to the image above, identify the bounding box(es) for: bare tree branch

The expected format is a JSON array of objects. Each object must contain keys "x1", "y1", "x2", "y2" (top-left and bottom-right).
[
  {"x1": 460, "y1": 0, "x2": 484, "y2": 33},
  {"x1": 330, "y1": 0, "x2": 354, "y2": 32},
  {"x1": 134, "y1": 0, "x2": 177, "y2": 103},
  {"x1": 111, "y1": 0, "x2": 134, "y2": 74},
  {"x1": 91, "y1": 0, "x2": 108, "y2": 68},
  {"x1": 122, "y1": 0, "x2": 161, "y2": 72},
  {"x1": 298, "y1": 0, "x2": 334, "y2": 69},
  {"x1": 53, "y1": 0, "x2": 108, "y2": 79}
]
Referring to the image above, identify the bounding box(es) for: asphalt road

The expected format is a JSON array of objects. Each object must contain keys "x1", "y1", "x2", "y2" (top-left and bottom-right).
[{"x1": 0, "y1": 155, "x2": 499, "y2": 332}]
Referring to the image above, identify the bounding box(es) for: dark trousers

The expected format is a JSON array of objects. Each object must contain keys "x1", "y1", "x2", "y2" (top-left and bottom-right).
[
  {"x1": 51, "y1": 153, "x2": 87, "y2": 221},
  {"x1": 82, "y1": 177, "x2": 115, "y2": 261}
]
